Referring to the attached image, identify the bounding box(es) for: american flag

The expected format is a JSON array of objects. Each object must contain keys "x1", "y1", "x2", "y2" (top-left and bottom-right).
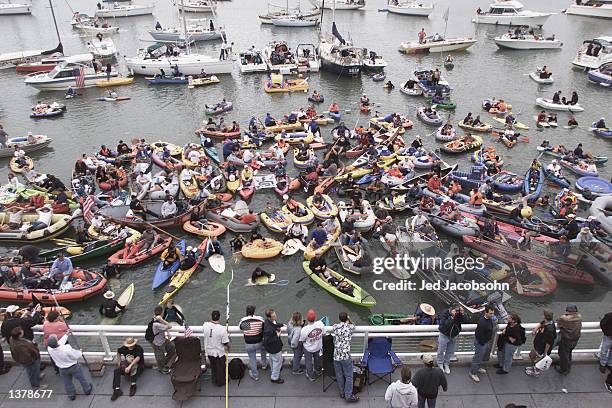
[
  {"x1": 75, "y1": 66, "x2": 85, "y2": 88},
  {"x1": 242, "y1": 320, "x2": 263, "y2": 337},
  {"x1": 82, "y1": 195, "x2": 95, "y2": 223},
  {"x1": 184, "y1": 324, "x2": 193, "y2": 337}
]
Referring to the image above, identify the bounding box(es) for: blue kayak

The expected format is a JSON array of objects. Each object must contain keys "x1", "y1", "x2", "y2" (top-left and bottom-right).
[
  {"x1": 523, "y1": 166, "x2": 544, "y2": 200},
  {"x1": 152, "y1": 240, "x2": 186, "y2": 290},
  {"x1": 146, "y1": 76, "x2": 188, "y2": 85},
  {"x1": 328, "y1": 111, "x2": 341, "y2": 121},
  {"x1": 544, "y1": 169, "x2": 571, "y2": 189}
]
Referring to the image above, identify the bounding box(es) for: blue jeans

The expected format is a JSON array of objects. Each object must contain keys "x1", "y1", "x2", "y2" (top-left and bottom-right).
[
  {"x1": 269, "y1": 352, "x2": 283, "y2": 381},
  {"x1": 24, "y1": 359, "x2": 41, "y2": 389},
  {"x1": 333, "y1": 359, "x2": 353, "y2": 399},
  {"x1": 303, "y1": 349, "x2": 321, "y2": 377},
  {"x1": 418, "y1": 394, "x2": 436, "y2": 408},
  {"x1": 436, "y1": 333, "x2": 455, "y2": 367},
  {"x1": 470, "y1": 340, "x2": 488, "y2": 375},
  {"x1": 28, "y1": 221, "x2": 47, "y2": 231},
  {"x1": 59, "y1": 363, "x2": 92, "y2": 398},
  {"x1": 245, "y1": 342, "x2": 267, "y2": 378},
  {"x1": 291, "y1": 343, "x2": 303, "y2": 372},
  {"x1": 498, "y1": 342, "x2": 517, "y2": 372},
  {"x1": 599, "y1": 335, "x2": 612, "y2": 367}
]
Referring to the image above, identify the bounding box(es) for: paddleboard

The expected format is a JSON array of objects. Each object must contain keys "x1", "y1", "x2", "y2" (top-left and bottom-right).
[
  {"x1": 97, "y1": 96, "x2": 131, "y2": 102},
  {"x1": 495, "y1": 117, "x2": 529, "y2": 130},
  {"x1": 209, "y1": 254, "x2": 225, "y2": 274},
  {"x1": 246, "y1": 273, "x2": 277, "y2": 286},
  {"x1": 100, "y1": 283, "x2": 134, "y2": 325},
  {"x1": 282, "y1": 238, "x2": 302, "y2": 256}
]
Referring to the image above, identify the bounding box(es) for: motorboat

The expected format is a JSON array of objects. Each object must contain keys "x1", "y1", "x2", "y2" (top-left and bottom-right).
[
  {"x1": 24, "y1": 54, "x2": 119, "y2": 90},
  {"x1": 587, "y1": 62, "x2": 612, "y2": 86},
  {"x1": 259, "y1": 4, "x2": 320, "y2": 24},
  {"x1": 239, "y1": 48, "x2": 268, "y2": 73},
  {"x1": 473, "y1": 0, "x2": 553, "y2": 26},
  {"x1": 296, "y1": 43, "x2": 320, "y2": 72},
  {"x1": 399, "y1": 35, "x2": 477, "y2": 53},
  {"x1": 125, "y1": 43, "x2": 233, "y2": 76},
  {"x1": 178, "y1": 0, "x2": 216, "y2": 13},
  {"x1": 0, "y1": 2, "x2": 32, "y2": 15},
  {"x1": 94, "y1": 4, "x2": 154, "y2": 18},
  {"x1": 309, "y1": 0, "x2": 366, "y2": 10},
  {"x1": 271, "y1": 15, "x2": 320, "y2": 27},
  {"x1": 15, "y1": 56, "x2": 68, "y2": 73},
  {"x1": 71, "y1": 12, "x2": 119, "y2": 35},
  {"x1": 387, "y1": 1, "x2": 434, "y2": 16},
  {"x1": 494, "y1": 33, "x2": 563, "y2": 49},
  {"x1": 565, "y1": 0, "x2": 612, "y2": 19},
  {"x1": 262, "y1": 41, "x2": 298, "y2": 73},
  {"x1": 87, "y1": 37, "x2": 117, "y2": 58},
  {"x1": 148, "y1": 20, "x2": 225, "y2": 42},
  {"x1": 362, "y1": 51, "x2": 387, "y2": 72},
  {"x1": 572, "y1": 36, "x2": 612, "y2": 70}
]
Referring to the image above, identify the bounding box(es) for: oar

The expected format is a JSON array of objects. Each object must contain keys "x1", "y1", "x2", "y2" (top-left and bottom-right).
[
  {"x1": 511, "y1": 264, "x2": 524, "y2": 295},
  {"x1": 128, "y1": 213, "x2": 182, "y2": 241}
]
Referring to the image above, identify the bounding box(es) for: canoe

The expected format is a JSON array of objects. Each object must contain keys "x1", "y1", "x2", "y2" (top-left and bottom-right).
[
  {"x1": 560, "y1": 160, "x2": 598, "y2": 177},
  {"x1": 183, "y1": 220, "x2": 226, "y2": 237},
  {"x1": 196, "y1": 128, "x2": 241, "y2": 140},
  {"x1": 458, "y1": 121, "x2": 492, "y2": 132},
  {"x1": 440, "y1": 135, "x2": 483, "y2": 154},
  {"x1": 36, "y1": 237, "x2": 126, "y2": 266},
  {"x1": 160, "y1": 239, "x2": 208, "y2": 304},
  {"x1": 306, "y1": 194, "x2": 338, "y2": 219},
  {"x1": 100, "y1": 283, "x2": 135, "y2": 325},
  {"x1": 241, "y1": 238, "x2": 284, "y2": 259},
  {"x1": 544, "y1": 169, "x2": 571, "y2": 189},
  {"x1": 303, "y1": 218, "x2": 341, "y2": 260},
  {"x1": 0, "y1": 213, "x2": 72, "y2": 243},
  {"x1": 535, "y1": 98, "x2": 584, "y2": 112},
  {"x1": 417, "y1": 107, "x2": 443, "y2": 126},
  {"x1": 205, "y1": 102, "x2": 233, "y2": 115},
  {"x1": 206, "y1": 206, "x2": 259, "y2": 232},
  {"x1": 95, "y1": 77, "x2": 134, "y2": 87},
  {"x1": 529, "y1": 72, "x2": 554, "y2": 84},
  {"x1": 108, "y1": 236, "x2": 173, "y2": 268},
  {"x1": 493, "y1": 117, "x2": 529, "y2": 130},
  {"x1": 301, "y1": 261, "x2": 376, "y2": 308},
  {"x1": 152, "y1": 240, "x2": 186, "y2": 290},
  {"x1": 9, "y1": 156, "x2": 33, "y2": 173},
  {"x1": 491, "y1": 171, "x2": 523, "y2": 193},
  {"x1": 0, "y1": 268, "x2": 106, "y2": 304},
  {"x1": 260, "y1": 209, "x2": 293, "y2": 233},
  {"x1": 523, "y1": 167, "x2": 544, "y2": 199}
]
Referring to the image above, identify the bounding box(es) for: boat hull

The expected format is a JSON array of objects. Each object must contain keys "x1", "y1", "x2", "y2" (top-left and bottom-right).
[
  {"x1": 320, "y1": 58, "x2": 361, "y2": 77},
  {"x1": 387, "y1": 4, "x2": 433, "y2": 16},
  {"x1": 473, "y1": 14, "x2": 551, "y2": 26},
  {"x1": 149, "y1": 31, "x2": 223, "y2": 42},
  {"x1": 494, "y1": 39, "x2": 562, "y2": 50},
  {"x1": 565, "y1": 5, "x2": 612, "y2": 19},
  {"x1": 0, "y1": 4, "x2": 32, "y2": 15},
  {"x1": 94, "y1": 6, "x2": 154, "y2": 18},
  {"x1": 126, "y1": 57, "x2": 233, "y2": 75},
  {"x1": 25, "y1": 72, "x2": 119, "y2": 90},
  {"x1": 400, "y1": 39, "x2": 477, "y2": 53}
]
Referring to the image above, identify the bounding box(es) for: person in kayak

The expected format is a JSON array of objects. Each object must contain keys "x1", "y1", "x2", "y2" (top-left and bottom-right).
[
  {"x1": 251, "y1": 267, "x2": 272, "y2": 284},
  {"x1": 205, "y1": 237, "x2": 224, "y2": 260},
  {"x1": 309, "y1": 224, "x2": 328, "y2": 249},
  {"x1": 99, "y1": 291, "x2": 126, "y2": 319},
  {"x1": 567, "y1": 116, "x2": 578, "y2": 127},
  {"x1": 595, "y1": 117, "x2": 607, "y2": 129},
  {"x1": 160, "y1": 242, "x2": 183, "y2": 269}
]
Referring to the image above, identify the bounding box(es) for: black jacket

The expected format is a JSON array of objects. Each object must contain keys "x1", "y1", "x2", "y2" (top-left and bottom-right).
[
  {"x1": 1, "y1": 313, "x2": 43, "y2": 342},
  {"x1": 601, "y1": 312, "x2": 612, "y2": 337},
  {"x1": 474, "y1": 315, "x2": 495, "y2": 346},
  {"x1": 533, "y1": 321, "x2": 556, "y2": 355},
  {"x1": 262, "y1": 318, "x2": 283, "y2": 354},
  {"x1": 412, "y1": 366, "x2": 448, "y2": 399},
  {"x1": 438, "y1": 309, "x2": 469, "y2": 338},
  {"x1": 239, "y1": 315, "x2": 265, "y2": 344}
]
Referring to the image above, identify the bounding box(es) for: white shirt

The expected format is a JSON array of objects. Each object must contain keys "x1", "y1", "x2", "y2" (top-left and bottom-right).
[
  {"x1": 188, "y1": 150, "x2": 201, "y2": 163},
  {"x1": 91, "y1": 216, "x2": 104, "y2": 229},
  {"x1": 36, "y1": 209, "x2": 53, "y2": 226},
  {"x1": 161, "y1": 201, "x2": 177, "y2": 218},
  {"x1": 14, "y1": 149, "x2": 25, "y2": 158},
  {"x1": 202, "y1": 321, "x2": 229, "y2": 357},
  {"x1": 299, "y1": 321, "x2": 324, "y2": 353},
  {"x1": 547, "y1": 163, "x2": 560, "y2": 176},
  {"x1": 242, "y1": 150, "x2": 254, "y2": 163},
  {"x1": 411, "y1": 214, "x2": 428, "y2": 230},
  {"x1": 47, "y1": 335, "x2": 83, "y2": 368},
  {"x1": 136, "y1": 173, "x2": 152, "y2": 185}
]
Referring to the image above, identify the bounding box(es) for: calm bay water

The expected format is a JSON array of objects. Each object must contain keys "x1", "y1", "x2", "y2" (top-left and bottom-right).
[{"x1": 0, "y1": 0, "x2": 610, "y2": 325}]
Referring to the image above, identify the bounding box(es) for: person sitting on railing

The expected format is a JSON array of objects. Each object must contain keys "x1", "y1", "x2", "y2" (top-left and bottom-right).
[{"x1": 111, "y1": 337, "x2": 145, "y2": 401}]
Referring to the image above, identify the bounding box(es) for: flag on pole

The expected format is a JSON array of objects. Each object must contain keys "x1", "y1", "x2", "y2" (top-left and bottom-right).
[
  {"x1": 82, "y1": 195, "x2": 95, "y2": 223},
  {"x1": 184, "y1": 323, "x2": 193, "y2": 337},
  {"x1": 75, "y1": 66, "x2": 85, "y2": 88},
  {"x1": 443, "y1": 7, "x2": 450, "y2": 22}
]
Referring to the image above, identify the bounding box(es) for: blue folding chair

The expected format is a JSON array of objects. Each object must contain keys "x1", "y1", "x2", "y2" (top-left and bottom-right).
[{"x1": 360, "y1": 337, "x2": 402, "y2": 385}]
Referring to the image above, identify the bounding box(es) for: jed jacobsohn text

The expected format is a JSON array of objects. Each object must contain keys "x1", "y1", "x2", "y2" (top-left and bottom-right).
[{"x1": 372, "y1": 254, "x2": 486, "y2": 275}]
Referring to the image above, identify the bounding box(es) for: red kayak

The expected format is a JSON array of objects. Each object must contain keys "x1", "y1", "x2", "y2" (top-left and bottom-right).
[
  {"x1": 360, "y1": 103, "x2": 371, "y2": 113},
  {"x1": 108, "y1": 236, "x2": 172, "y2": 268}
]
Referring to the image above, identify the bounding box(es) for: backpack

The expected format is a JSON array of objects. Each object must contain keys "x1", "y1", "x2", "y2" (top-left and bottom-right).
[
  {"x1": 144, "y1": 319, "x2": 155, "y2": 343},
  {"x1": 228, "y1": 358, "x2": 245, "y2": 383},
  {"x1": 516, "y1": 325, "x2": 527, "y2": 346}
]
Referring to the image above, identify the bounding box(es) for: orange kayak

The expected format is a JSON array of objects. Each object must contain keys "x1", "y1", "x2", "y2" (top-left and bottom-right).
[{"x1": 108, "y1": 236, "x2": 173, "y2": 268}]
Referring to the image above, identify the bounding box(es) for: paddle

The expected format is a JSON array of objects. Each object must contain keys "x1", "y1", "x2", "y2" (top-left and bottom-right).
[{"x1": 511, "y1": 264, "x2": 524, "y2": 295}]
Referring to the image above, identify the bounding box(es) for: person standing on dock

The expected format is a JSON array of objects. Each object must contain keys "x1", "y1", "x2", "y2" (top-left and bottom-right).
[
  {"x1": 202, "y1": 310, "x2": 230, "y2": 386},
  {"x1": 8, "y1": 326, "x2": 44, "y2": 390},
  {"x1": 555, "y1": 304, "x2": 582, "y2": 375},
  {"x1": 263, "y1": 309, "x2": 285, "y2": 384},
  {"x1": 150, "y1": 306, "x2": 176, "y2": 375},
  {"x1": 300, "y1": 309, "x2": 324, "y2": 382},
  {"x1": 331, "y1": 312, "x2": 359, "y2": 403},
  {"x1": 239, "y1": 305, "x2": 267, "y2": 381},
  {"x1": 47, "y1": 334, "x2": 92, "y2": 400},
  {"x1": 436, "y1": 304, "x2": 469, "y2": 375},
  {"x1": 470, "y1": 305, "x2": 496, "y2": 383}
]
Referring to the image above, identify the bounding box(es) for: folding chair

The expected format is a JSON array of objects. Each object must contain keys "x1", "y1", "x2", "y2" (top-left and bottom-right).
[
  {"x1": 360, "y1": 337, "x2": 402, "y2": 385},
  {"x1": 170, "y1": 336, "x2": 203, "y2": 401},
  {"x1": 321, "y1": 334, "x2": 337, "y2": 392}
]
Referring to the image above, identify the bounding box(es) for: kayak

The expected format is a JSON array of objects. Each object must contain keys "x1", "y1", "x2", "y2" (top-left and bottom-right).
[
  {"x1": 160, "y1": 239, "x2": 208, "y2": 304},
  {"x1": 301, "y1": 261, "x2": 376, "y2": 308},
  {"x1": 95, "y1": 77, "x2": 134, "y2": 87},
  {"x1": 535, "y1": 98, "x2": 584, "y2": 112},
  {"x1": 476, "y1": 255, "x2": 557, "y2": 297},
  {"x1": 100, "y1": 283, "x2": 134, "y2": 325},
  {"x1": 494, "y1": 117, "x2": 529, "y2": 130},
  {"x1": 97, "y1": 96, "x2": 131, "y2": 102},
  {"x1": 151, "y1": 240, "x2": 186, "y2": 290},
  {"x1": 458, "y1": 121, "x2": 492, "y2": 132}
]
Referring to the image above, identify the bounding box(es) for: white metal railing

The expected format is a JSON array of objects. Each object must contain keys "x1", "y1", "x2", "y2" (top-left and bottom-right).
[{"x1": 2, "y1": 322, "x2": 603, "y2": 363}]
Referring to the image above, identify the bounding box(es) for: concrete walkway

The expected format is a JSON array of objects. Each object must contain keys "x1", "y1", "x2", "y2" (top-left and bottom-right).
[{"x1": 0, "y1": 360, "x2": 610, "y2": 408}]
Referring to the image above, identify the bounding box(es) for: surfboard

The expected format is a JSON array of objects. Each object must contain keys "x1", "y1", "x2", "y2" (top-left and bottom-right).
[
  {"x1": 100, "y1": 283, "x2": 134, "y2": 325},
  {"x1": 282, "y1": 238, "x2": 302, "y2": 256},
  {"x1": 209, "y1": 254, "x2": 225, "y2": 274}
]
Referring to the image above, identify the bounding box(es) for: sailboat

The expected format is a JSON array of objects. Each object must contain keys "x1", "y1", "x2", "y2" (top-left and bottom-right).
[
  {"x1": 259, "y1": 1, "x2": 320, "y2": 23},
  {"x1": 270, "y1": 0, "x2": 320, "y2": 27},
  {"x1": 319, "y1": 3, "x2": 364, "y2": 76},
  {"x1": 310, "y1": 0, "x2": 365, "y2": 10},
  {"x1": 126, "y1": 0, "x2": 233, "y2": 75},
  {"x1": 1, "y1": 0, "x2": 63, "y2": 70},
  {"x1": 0, "y1": 1, "x2": 32, "y2": 15}
]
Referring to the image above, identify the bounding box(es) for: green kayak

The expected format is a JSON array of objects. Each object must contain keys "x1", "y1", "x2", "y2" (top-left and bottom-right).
[
  {"x1": 369, "y1": 313, "x2": 413, "y2": 325},
  {"x1": 301, "y1": 261, "x2": 376, "y2": 308},
  {"x1": 426, "y1": 97, "x2": 457, "y2": 110},
  {"x1": 37, "y1": 238, "x2": 125, "y2": 266}
]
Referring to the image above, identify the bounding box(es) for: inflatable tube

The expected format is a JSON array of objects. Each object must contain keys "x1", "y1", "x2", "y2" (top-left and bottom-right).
[
  {"x1": 576, "y1": 177, "x2": 612, "y2": 195},
  {"x1": 590, "y1": 195, "x2": 612, "y2": 235}
]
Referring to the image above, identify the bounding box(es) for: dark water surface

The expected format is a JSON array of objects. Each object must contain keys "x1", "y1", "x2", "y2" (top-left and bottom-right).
[{"x1": 0, "y1": 0, "x2": 610, "y2": 325}]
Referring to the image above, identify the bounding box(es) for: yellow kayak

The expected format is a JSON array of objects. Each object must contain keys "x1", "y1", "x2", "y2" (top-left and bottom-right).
[
  {"x1": 241, "y1": 238, "x2": 284, "y2": 259},
  {"x1": 306, "y1": 194, "x2": 338, "y2": 219},
  {"x1": 95, "y1": 76, "x2": 134, "y2": 88},
  {"x1": 160, "y1": 239, "x2": 207, "y2": 304},
  {"x1": 303, "y1": 218, "x2": 341, "y2": 260},
  {"x1": 494, "y1": 117, "x2": 529, "y2": 130}
]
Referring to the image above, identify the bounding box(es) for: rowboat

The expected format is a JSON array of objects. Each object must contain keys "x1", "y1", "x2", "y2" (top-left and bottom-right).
[
  {"x1": 183, "y1": 220, "x2": 226, "y2": 237},
  {"x1": 0, "y1": 135, "x2": 51, "y2": 158},
  {"x1": 159, "y1": 239, "x2": 208, "y2": 304},
  {"x1": 152, "y1": 240, "x2": 186, "y2": 290},
  {"x1": 302, "y1": 261, "x2": 376, "y2": 308},
  {"x1": 108, "y1": 236, "x2": 173, "y2": 268},
  {"x1": 0, "y1": 213, "x2": 73, "y2": 243}
]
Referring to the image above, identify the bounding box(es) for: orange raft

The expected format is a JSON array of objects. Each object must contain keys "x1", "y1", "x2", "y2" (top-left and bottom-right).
[
  {"x1": 108, "y1": 236, "x2": 173, "y2": 268},
  {"x1": 0, "y1": 268, "x2": 106, "y2": 304},
  {"x1": 183, "y1": 220, "x2": 227, "y2": 237}
]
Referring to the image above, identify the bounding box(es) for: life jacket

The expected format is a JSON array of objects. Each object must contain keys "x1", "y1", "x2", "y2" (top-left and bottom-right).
[{"x1": 470, "y1": 192, "x2": 483, "y2": 206}]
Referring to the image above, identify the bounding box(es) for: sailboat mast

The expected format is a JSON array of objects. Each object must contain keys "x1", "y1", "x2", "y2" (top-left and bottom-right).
[
  {"x1": 48, "y1": 0, "x2": 62, "y2": 46},
  {"x1": 179, "y1": 0, "x2": 190, "y2": 53}
]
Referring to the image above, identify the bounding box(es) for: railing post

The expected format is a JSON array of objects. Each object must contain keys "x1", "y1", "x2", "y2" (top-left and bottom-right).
[
  {"x1": 99, "y1": 331, "x2": 113, "y2": 361},
  {"x1": 362, "y1": 331, "x2": 369, "y2": 356}
]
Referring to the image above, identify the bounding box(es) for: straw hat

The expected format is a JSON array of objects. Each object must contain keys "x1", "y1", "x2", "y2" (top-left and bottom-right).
[
  {"x1": 123, "y1": 337, "x2": 138, "y2": 347},
  {"x1": 419, "y1": 303, "x2": 436, "y2": 317},
  {"x1": 580, "y1": 227, "x2": 590, "y2": 234},
  {"x1": 103, "y1": 291, "x2": 115, "y2": 299}
]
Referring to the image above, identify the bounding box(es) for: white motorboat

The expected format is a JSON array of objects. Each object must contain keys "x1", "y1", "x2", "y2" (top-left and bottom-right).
[
  {"x1": 362, "y1": 52, "x2": 387, "y2": 72},
  {"x1": 239, "y1": 49, "x2": 268, "y2": 73},
  {"x1": 399, "y1": 36, "x2": 477, "y2": 53},
  {"x1": 94, "y1": 4, "x2": 154, "y2": 18},
  {"x1": 271, "y1": 15, "x2": 320, "y2": 27},
  {"x1": 387, "y1": 1, "x2": 434, "y2": 16},
  {"x1": 565, "y1": 0, "x2": 612, "y2": 19},
  {"x1": 125, "y1": 44, "x2": 233, "y2": 76},
  {"x1": 535, "y1": 98, "x2": 584, "y2": 112},
  {"x1": 0, "y1": 2, "x2": 32, "y2": 15},
  {"x1": 473, "y1": 0, "x2": 553, "y2": 26},
  {"x1": 529, "y1": 69, "x2": 554, "y2": 84},
  {"x1": 75, "y1": 22, "x2": 119, "y2": 35},
  {"x1": 87, "y1": 37, "x2": 117, "y2": 58},
  {"x1": 263, "y1": 41, "x2": 298, "y2": 73},
  {"x1": 572, "y1": 36, "x2": 612, "y2": 70},
  {"x1": 259, "y1": 5, "x2": 320, "y2": 24},
  {"x1": 149, "y1": 21, "x2": 224, "y2": 42},
  {"x1": 24, "y1": 54, "x2": 119, "y2": 90},
  {"x1": 296, "y1": 43, "x2": 320, "y2": 72},
  {"x1": 178, "y1": 0, "x2": 216, "y2": 13},
  {"x1": 309, "y1": 0, "x2": 365, "y2": 10},
  {"x1": 494, "y1": 33, "x2": 562, "y2": 49}
]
